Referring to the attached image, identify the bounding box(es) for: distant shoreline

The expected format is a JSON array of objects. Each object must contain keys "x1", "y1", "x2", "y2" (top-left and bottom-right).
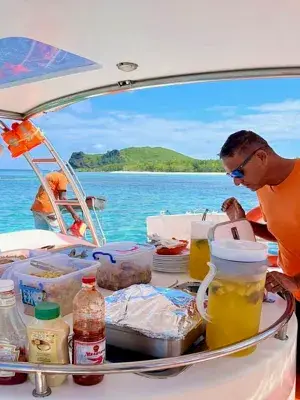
[{"x1": 77, "y1": 170, "x2": 226, "y2": 175}]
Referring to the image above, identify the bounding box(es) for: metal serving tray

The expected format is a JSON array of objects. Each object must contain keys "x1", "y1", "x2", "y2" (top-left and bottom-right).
[{"x1": 106, "y1": 322, "x2": 205, "y2": 358}]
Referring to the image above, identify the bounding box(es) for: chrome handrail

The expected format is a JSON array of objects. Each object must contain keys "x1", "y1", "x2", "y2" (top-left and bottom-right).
[{"x1": 0, "y1": 292, "x2": 294, "y2": 397}]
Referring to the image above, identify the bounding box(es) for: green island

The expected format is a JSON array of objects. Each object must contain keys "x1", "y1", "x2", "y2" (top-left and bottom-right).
[{"x1": 69, "y1": 147, "x2": 224, "y2": 173}]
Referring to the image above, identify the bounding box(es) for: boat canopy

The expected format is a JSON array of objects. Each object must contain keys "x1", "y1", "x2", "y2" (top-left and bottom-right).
[{"x1": 1, "y1": 0, "x2": 300, "y2": 119}]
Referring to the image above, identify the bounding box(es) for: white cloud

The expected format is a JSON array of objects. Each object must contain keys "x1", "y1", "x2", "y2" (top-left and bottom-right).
[
  {"x1": 3, "y1": 97, "x2": 300, "y2": 169},
  {"x1": 68, "y1": 99, "x2": 93, "y2": 114},
  {"x1": 32, "y1": 98, "x2": 300, "y2": 161},
  {"x1": 249, "y1": 99, "x2": 300, "y2": 112},
  {"x1": 93, "y1": 143, "x2": 105, "y2": 150},
  {"x1": 205, "y1": 105, "x2": 237, "y2": 117}
]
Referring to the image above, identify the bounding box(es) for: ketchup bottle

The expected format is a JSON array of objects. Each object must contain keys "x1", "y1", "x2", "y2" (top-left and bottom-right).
[{"x1": 72, "y1": 276, "x2": 105, "y2": 386}]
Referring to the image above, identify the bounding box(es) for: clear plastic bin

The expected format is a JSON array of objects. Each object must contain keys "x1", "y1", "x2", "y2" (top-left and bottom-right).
[
  {"x1": 0, "y1": 248, "x2": 46, "y2": 278},
  {"x1": 94, "y1": 241, "x2": 154, "y2": 291},
  {"x1": 13, "y1": 254, "x2": 101, "y2": 316}
]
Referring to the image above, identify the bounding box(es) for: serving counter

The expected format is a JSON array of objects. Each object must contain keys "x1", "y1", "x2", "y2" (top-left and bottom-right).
[{"x1": 0, "y1": 272, "x2": 296, "y2": 400}]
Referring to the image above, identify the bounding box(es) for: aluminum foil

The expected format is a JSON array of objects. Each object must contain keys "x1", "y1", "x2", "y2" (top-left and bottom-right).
[{"x1": 105, "y1": 284, "x2": 202, "y2": 339}]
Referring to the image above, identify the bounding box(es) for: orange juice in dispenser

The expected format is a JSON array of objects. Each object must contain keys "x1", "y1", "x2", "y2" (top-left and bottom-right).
[{"x1": 196, "y1": 240, "x2": 268, "y2": 357}]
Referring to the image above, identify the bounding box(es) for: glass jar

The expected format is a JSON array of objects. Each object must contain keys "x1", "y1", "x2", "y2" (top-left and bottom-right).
[
  {"x1": 189, "y1": 221, "x2": 214, "y2": 280},
  {"x1": 0, "y1": 279, "x2": 28, "y2": 385}
]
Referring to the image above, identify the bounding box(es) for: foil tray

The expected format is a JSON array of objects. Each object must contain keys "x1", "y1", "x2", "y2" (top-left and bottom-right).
[{"x1": 106, "y1": 321, "x2": 205, "y2": 358}]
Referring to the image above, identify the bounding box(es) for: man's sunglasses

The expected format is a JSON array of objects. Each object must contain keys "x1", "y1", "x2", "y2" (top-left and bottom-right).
[{"x1": 227, "y1": 147, "x2": 265, "y2": 179}]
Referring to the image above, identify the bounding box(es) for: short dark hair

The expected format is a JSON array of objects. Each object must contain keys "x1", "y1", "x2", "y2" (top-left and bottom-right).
[{"x1": 219, "y1": 130, "x2": 269, "y2": 158}]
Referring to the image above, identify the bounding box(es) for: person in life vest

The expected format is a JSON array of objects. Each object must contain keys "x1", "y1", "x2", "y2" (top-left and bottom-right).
[
  {"x1": 219, "y1": 130, "x2": 300, "y2": 370},
  {"x1": 31, "y1": 170, "x2": 80, "y2": 232}
]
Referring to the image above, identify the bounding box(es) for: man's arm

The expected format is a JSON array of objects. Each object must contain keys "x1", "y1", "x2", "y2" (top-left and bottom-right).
[
  {"x1": 250, "y1": 221, "x2": 277, "y2": 242},
  {"x1": 221, "y1": 197, "x2": 277, "y2": 242},
  {"x1": 58, "y1": 191, "x2": 80, "y2": 221}
]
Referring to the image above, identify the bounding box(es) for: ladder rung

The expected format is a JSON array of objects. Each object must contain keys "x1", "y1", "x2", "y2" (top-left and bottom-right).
[
  {"x1": 32, "y1": 158, "x2": 57, "y2": 163},
  {"x1": 55, "y1": 200, "x2": 81, "y2": 206}
]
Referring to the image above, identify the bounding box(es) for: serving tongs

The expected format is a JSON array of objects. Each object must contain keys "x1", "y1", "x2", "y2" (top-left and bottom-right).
[
  {"x1": 30, "y1": 259, "x2": 75, "y2": 275},
  {"x1": 202, "y1": 208, "x2": 209, "y2": 221},
  {"x1": 68, "y1": 248, "x2": 88, "y2": 259}
]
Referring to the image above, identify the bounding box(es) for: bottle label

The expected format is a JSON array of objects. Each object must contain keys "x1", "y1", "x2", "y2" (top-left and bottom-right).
[
  {"x1": 0, "y1": 292, "x2": 15, "y2": 307},
  {"x1": 19, "y1": 281, "x2": 46, "y2": 307},
  {"x1": 0, "y1": 344, "x2": 19, "y2": 377},
  {"x1": 74, "y1": 338, "x2": 105, "y2": 365},
  {"x1": 28, "y1": 330, "x2": 58, "y2": 364}
]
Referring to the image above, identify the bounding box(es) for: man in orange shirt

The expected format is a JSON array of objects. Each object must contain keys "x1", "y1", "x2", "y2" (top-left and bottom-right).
[
  {"x1": 219, "y1": 130, "x2": 300, "y2": 369},
  {"x1": 31, "y1": 170, "x2": 80, "y2": 231}
]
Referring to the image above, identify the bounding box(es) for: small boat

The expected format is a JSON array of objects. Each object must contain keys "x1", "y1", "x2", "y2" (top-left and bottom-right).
[{"x1": 0, "y1": 1, "x2": 297, "y2": 399}]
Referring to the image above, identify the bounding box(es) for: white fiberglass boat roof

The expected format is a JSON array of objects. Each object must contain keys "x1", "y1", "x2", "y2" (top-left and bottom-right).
[{"x1": 1, "y1": 0, "x2": 300, "y2": 119}]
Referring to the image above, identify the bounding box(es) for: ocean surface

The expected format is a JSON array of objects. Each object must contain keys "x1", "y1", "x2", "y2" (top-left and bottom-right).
[{"x1": 0, "y1": 169, "x2": 263, "y2": 241}]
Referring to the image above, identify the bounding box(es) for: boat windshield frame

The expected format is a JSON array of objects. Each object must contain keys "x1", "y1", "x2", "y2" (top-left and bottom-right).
[{"x1": 1, "y1": 66, "x2": 300, "y2": 121}]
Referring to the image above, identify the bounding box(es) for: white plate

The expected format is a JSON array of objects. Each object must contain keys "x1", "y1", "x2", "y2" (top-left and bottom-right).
[
  {"x1": 153, "y1": 268, "x2": 186, "y2": 273},
  {"x1": 154, "y1": 265, "x2": 188, "y2": 270},
  {"x1": 154, "y1": 258, "x2": 189, "y2": 263},
  {"x1": 154, "y1": 257, "x2": 189, "y2": 261},
  {"x1": 153, "y1": 267, "x2": 187, "y2": 271},
  {"x1": 153, "y1": 261, "x2": 189, "y2": 266},
  {"x1": 154, "y1": 259, "x2": 189, "y2": 262},
  {"x1": 154, "y1": 265, "x2": 187, "y2": 269},
  {"x1": 154, "y1": 251, "x2": 190, "y2": 258}
]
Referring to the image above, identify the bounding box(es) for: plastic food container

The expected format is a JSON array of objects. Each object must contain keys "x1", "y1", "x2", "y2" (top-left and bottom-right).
[
  {"x1": 12, "y1": 254, "x2": 101, "y2": 317},
  {"x1": 0, "y1": 248, "x2": 46, "y2": 278},
  {"x1": 94, "y1": 242, "x2": 155, "y2": 291}
]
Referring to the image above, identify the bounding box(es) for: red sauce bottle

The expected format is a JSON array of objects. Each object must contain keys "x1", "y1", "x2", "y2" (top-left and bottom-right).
[
  {"x1": 0, "y1": 280, "x2": 28, "y2": 385},
  {"x1": 72, "y1": 276, "x2": 105, "y2": 386}
]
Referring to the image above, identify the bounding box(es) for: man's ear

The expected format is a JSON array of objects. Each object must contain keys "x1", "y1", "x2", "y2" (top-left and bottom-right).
[{"x1": 256, "y1": 150, "x2": 268, "y2": 165}]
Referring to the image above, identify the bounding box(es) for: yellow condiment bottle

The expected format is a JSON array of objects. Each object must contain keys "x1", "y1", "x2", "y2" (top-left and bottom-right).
[{"x1": 27, "y1": 302, "x2": 70, "y2": 387}]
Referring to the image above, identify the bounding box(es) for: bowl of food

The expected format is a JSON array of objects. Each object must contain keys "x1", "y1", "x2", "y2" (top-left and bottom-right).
[
  {"x1": 156, "y1": 239, "x2": 188, "y2": 255},
  {"x1": 148, "y1": 235, "x2": 188, "y2": 256}
]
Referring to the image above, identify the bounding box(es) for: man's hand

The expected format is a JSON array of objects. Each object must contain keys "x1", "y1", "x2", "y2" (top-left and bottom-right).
[
  {"x1": 221, "y1": 197, "x2": 246, "y2": 221},
  {"x1": 265, "y1": 271, "x2": 299, "y2": 294},
  {"x1": 46, "y1": 215, "x2": 57, "y2": 221},
  {"x1": 72, "y1": 213, "x2": 81, "y2": 222}
]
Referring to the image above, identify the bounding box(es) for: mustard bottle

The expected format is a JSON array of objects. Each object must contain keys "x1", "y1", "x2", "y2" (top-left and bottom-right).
[{"x1": 27, "y1": 302, "x2": 70, "y2": 387}]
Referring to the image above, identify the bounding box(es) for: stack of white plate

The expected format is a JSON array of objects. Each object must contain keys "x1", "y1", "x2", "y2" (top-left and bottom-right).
[{"x1": 153, "y1": 250, "x2": 190, "y2": 273}]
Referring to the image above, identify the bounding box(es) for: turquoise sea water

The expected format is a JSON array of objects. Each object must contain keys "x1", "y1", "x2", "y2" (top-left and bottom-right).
[{"x1": 0, "y1": 169, "x2": 262, "y2": 241}]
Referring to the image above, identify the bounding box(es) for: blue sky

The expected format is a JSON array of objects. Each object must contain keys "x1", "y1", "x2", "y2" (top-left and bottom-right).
[{"x1": 2, "y1": 77, "x2": 300, "y2": 169}]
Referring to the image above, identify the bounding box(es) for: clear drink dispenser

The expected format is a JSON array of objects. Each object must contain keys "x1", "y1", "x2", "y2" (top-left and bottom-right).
[{"x1": 196, "y1": 239, "x2": 268, "y2": 356}]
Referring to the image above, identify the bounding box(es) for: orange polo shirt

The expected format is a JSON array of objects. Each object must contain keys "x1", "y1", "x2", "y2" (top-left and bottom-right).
[
  {"x1": 31, "y1": 171, "x2": 68, "y2": 214},
  {"x1": 257, "y1": 159, "x2": 300, "y2": 300}
]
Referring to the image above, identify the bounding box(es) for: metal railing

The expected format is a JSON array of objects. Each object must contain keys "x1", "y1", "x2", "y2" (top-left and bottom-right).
[{"x1": 0, "y1": 292, "x2": 295, "y2": 398}]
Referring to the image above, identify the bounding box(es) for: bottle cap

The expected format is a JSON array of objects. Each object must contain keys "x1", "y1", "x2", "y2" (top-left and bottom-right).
[
  {"x1": 35, "y1": 302, "x2": 60, "y2": 320},
  {"x1": 0, "y1": 279, "x2": 14, "y2": 293},
  {"x1": 82, "y1": 276, "x2": 96, "y2": 284}
]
